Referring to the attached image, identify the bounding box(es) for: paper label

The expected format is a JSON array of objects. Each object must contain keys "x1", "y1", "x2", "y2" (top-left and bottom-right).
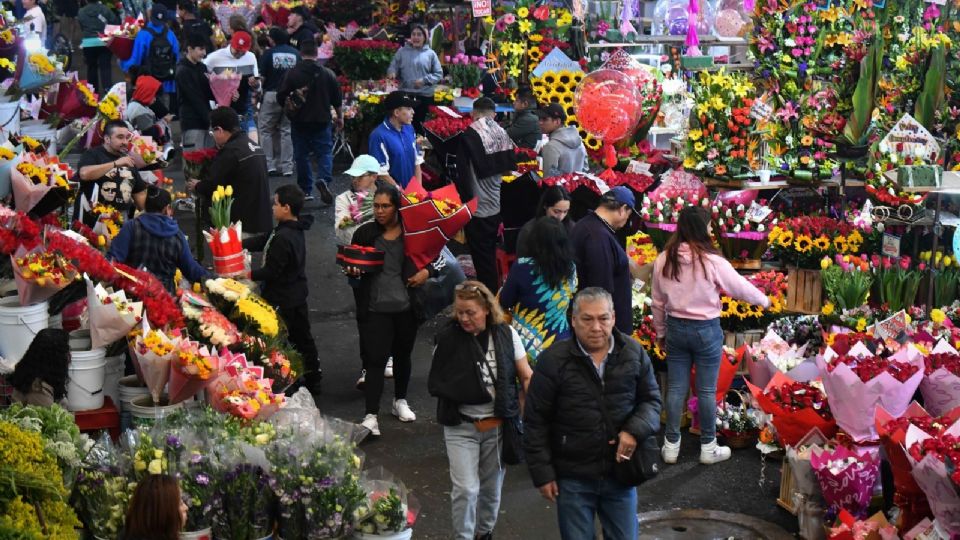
[
  {"x1": 626, "y1": 160, "x2": 651, "y2": 175},
  {"x1": 471, "y1": 0, "x2": 491, "y2": 17},
  {"x1": 750, "y1": 95, "x2": 774, "y2": 121},
  {"x1": 879, "y1": 113, "x2": 941, "y2": 161},
  {"x1": 874, "y1": 311, "x2": 908, "y2": 341},
  {"x1": 435, "y1": 105, "x2": 462, "y2": 119},
  {"x1": 746, "y1": 201, "x2": 773, "y2": 223},
  {"x1": 882, "y1": 233, "x2": 900, "y2": 258},
  {"x1": 531, "y1": 48, "x2": 583, "y2": 78}
]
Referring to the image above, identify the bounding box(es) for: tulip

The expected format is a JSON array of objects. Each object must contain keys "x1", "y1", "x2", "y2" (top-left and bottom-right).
[
  {"x1": 919, "y1": 262, "x2": 927, "y2": 271},
  {"x1": 225, "y1": 185, "x2": 233, "y2": 197},
  {"x1": 821, "y1": 257, "x2": 831, "y2": 270}
]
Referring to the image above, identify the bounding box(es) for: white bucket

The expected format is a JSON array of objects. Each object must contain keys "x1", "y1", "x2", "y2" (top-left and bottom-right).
[
  {"x1": 66, "y1": 348, "x2": 106, "y2": 411},
  {"x1": 0, "y1": 99, "x2": 19, "y2": 139},
  {"x1": 0, "y1": 297, "x2": 48, "y2": 365},
  {"x1": 48, "y1": 313, "x2": 62, "y2": 329},
  {"x1": 180, "y1": 528, "x2": 212, "y2": 540},
  {"x1": 118, "y1": 374, "x2": 150, "y2": 431},
  {"x1": 20, "y1": 120, "x2": 58, "y2": 155},
  {"x1": 353, "y1": 530, "x2": 414, "y2": 540},
  {"x1": 129, "y1": 394, "x2": 183, "y2": 427},
  {"x1": 68, "y1": 329, "x2": 92, "y2": 351},
  {"x1": 102, "y1": 354, "x2": 125, "y2": 407}
]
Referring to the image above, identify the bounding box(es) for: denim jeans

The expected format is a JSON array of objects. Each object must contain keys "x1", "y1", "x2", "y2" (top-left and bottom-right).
[
  {"x1": 291, "y1": 122, "x2": 333, "y2": 195},
  {"x1": 556, "y1": 477, "x2": 637, "y2": 540},
  {"x1": 443, "y1": 422, "x2": 505, "y2": 540},
  {"x1": 664, "y1": 316, "x2": 724, "y2": 445}
]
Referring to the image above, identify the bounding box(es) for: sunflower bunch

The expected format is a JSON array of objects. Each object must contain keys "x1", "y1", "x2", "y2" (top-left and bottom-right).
[
  {"x1": 27, "y1": 52, "x2": 55, "y2": 75},
  {"x1": 767, "y1": 215, "x2": 861, "y2": 269},
  {"x1": 76, "y1": 80, "x2": 98, "y2": 107},
  {"x1": 530, "y1": 70, "x2": 602, "y2": 151},
  {"x1": 98, "y1": 93, "x2": 121, "y2": 120}
]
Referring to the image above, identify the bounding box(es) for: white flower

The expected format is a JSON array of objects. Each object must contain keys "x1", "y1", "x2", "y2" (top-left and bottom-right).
[
  {"x1": 758, "y1": 224, "x2": 765, "y2": 232},
  {"x1": 733, "y1": 224, "x2": 741, "y2": 233},
  {"x1": 148, "y1": 459, "x2": 162, "y2": 475}
]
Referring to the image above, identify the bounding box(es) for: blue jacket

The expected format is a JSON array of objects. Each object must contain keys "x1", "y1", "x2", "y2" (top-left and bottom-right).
[
  {"x1": 368, "y1": 119, "x2": 421, "y2": 188},
  {"x1": 120, "y1": 21, "x2": 179, "y2": 93},
  {"x1": 107, "y1": 213, "x2": 209, "y2": 292}
]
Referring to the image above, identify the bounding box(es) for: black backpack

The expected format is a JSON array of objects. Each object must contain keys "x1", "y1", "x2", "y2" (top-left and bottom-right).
[{"x1": 143, "y1": 26, "x2": 176, "y2": 81}]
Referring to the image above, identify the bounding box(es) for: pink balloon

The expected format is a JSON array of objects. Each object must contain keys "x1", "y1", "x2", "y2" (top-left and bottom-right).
[
  {"x1": 575, "y1": 69, "x2": 642, "y2": 143},
  {"x1": 717, "y1": 190, "x2": 758, "y2": 206}
]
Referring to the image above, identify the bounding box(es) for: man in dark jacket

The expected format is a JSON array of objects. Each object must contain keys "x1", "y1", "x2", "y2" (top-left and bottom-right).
[
  {"x1": 187, "y1": 107, "x2": 272, "y2": 235},
  {"x1": 175, "y1": 32, "x2": 214, "y2": 152},
  {"x1": 243, "y1": 184, "x2": 321, "y2": 394},
  {"x1": 285, "y1": 8, "x2": 318, "y2": 50},
  {"x1": 177, "y1": 0, "x2": 214, "y2": 53},
  {"x1": 524, "y1": 287, "x2": 661, "y2": 540},
  {"x1": 505, "y1": 88, "x2": 541, "y2": 149},
  {"x1": 276, "y1": 39, "x2": 342, "y2": 204},
  {"x1": 258, "y1": 26, "x2": 299, "y2": 177},
  {"x1": 107, "y1": 186, "x2": 210, "y2": 293},
  {"x1": 570, "y1": 187, "x2": 636, "y2": 334}
]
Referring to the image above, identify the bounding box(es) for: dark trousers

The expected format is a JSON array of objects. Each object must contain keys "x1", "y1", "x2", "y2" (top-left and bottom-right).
[
  {"x1": 278, "y1": 303, "x2": 320, "y2": 379},
  {"x1": 83, "y1": 47, "x2": 113, "y2": 94},
  {"x1": 358, "y1": 310, "x2": 418, "y2": 415},
  {"x1": 465, "y1": 214, "x2": 502, "y2": 293}
]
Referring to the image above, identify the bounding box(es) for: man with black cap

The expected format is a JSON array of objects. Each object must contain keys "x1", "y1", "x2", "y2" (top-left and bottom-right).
[
  {"x1": 121, "y1": 8, "x2": 180, "y2": 98},
  {"x1": 286, "y1": 8, "x2": 319, "y2": 51},
  {"x1": 570, "y1": 186, "x2": 637, "y2": 334},
  {"x1": 456, "y1": 96, "x2": 517, "y2": 292},
  {"x1": 178, "y1": 0, "x2": 214, "y2": 53},
  {"x1": 368, "y1": 91, "x2": 423, "y2": 189},
  {"x1": 537, "y1": 103, "x2": 587, "y2": 177}
]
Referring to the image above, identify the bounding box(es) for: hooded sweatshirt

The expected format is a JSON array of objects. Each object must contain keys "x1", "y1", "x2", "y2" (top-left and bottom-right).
[
  {"x1": 107, "y1": 213, "x2": 210, "y2": 293},
  {"x1": 125, "y1": 76, "x2": 161, "y2": 134},
  {"x1": 387, "y1": 44, "x2": 443, "y2": 96},
  {"x1": 242, "y1": 215, "x2": 314, "y2": 309},
  {"x1": 540, "y1": 126, "x2": 587, "y2": 177},
  {"x1": 651, "y1": 244, "x2": 770, "y2": 337}
]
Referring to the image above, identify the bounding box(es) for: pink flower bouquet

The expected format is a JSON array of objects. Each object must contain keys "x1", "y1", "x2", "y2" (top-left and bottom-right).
[
  {"x1": 747, "y1": 330, "x2": 819, "y2": 389},
  {"x1": 86, "y1": 275, "x2": 143, "y2": 349},
  {"x1": 905, "y1": 419, "x2": 960, "y2": 536},
  {"x1": 920, "y1": 340, "x2": 960, "y2": 416},
  {"x1": 168, "y1": 339, "x2": 219, "y2": 404},
  {"x1": 207, "y1": 71, "x2": 241, "y2": 107},
  {"x1": 812, "y1": 445, "x2": 881, "y2": 519},
  {"x1": 207, "y1": 349, "x2": 284, "y2": 420}
]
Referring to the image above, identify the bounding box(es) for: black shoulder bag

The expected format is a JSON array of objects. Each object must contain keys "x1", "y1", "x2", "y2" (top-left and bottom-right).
[{"x1": 584, "y1": 363, "x2": 660, "y2": 486}]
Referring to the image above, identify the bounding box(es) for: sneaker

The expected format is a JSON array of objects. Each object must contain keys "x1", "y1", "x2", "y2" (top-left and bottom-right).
[
  {"x1": 384, "y1": 357, "x2": 394, "y2": 378},
  {"x1": 356, "y1": 369, "x2": 366, "y2": 391},
  {"x1": 392, "y1": 399, "x2": 416, "y2": 422},
  {"x1": 699, "y1": 439, "x2": 732, "y2": 465},
  {"x1": 661, "y1": 437, "x2": 681, "y2": 464},
  {"x1": 304, "y1": 194, "x2": 316, "y2": 202},
  {"x1": 267, "y1": 168, "x2": 278, "y2": 176},
  {"x1": 282, "y1": 171, "x2": 293, "y2": 177},
  {"x1": 361, "y1": 414, "x2": 380, "y2": 436},
  {"x1": 315, "y1": 181, "x2": 334, "y2": 204}
]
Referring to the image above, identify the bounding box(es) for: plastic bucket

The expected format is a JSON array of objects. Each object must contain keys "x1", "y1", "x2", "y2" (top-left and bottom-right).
[
  {"x1": 0, "y1": 297, "x2": 49, "y2": 365},
  {"x1": 102, "y1": 354, "x2": 125, "y2": 407},
  {"x1": 129, "y1": 394, "x2": 183, "y2": 427},
  {"x1": 0, "y1": 99, "x2": 19, "y2": 139},
  {"x1": 119, "y1": 374, "x2": 150, "y2": 431},
  {"x1": 69, "y1": 329, "x2": 92, "y2": 351},
  {"x1": 67, "y1": 348, "x2": 107, "y2": 411},
  {"x1": 353, "y1": 530, "x2": 413, "y2": 540},
  {"x1": 180, "y1": 528, "x2": 212, "y2": 540},
  {"x1": 20, "y1": 120, "x2": 58, "y2": 155},
  {"x1": 213, "y1": 251, "x2": 247, "y2": 276},
  {"x1": 48, "y1": 313, "x2": 62, "y2": 329}
]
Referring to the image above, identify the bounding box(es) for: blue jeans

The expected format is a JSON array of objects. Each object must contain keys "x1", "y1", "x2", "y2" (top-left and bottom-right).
[
  {"x1": 556, "y1": 477, "x2": 637, "y2": 540},
  {"x1": 291, "y1": 122, "x2": 333, "y2": 195},
  {"x1": 443, "y1": 423, "x2": 505, "y2": 540},
  {"x1": 664, "y1": 317, "x2": 723, "y2": 445}
]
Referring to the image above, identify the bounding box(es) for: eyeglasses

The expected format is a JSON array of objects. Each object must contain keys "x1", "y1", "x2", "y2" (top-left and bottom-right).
[
  {"x1": 101, "y1": 187, "x2": 117, "y2": 194},
  {"x1": 372, "y1": 203, "x2": 394, "y2": 210}
]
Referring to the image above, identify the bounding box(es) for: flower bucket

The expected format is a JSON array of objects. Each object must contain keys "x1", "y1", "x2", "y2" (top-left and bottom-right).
[
  {"x1": 102, "y1": 353, "x2": 125, "y2": 406},
  {"x1": 0, "y1": 296, "x2": 48, "y2": 365},
  {"x1": 213, "y1": 251, "x2": 247, "y2": 277},
  {"x1": 180, "y1": 528, "x2": 212, "y2": 540},
  {"x1": 66, "y1": 347, "x2": 107, "y2": 411},
  {"x1": 118, "y1": 374, "x2": 150, "y2": 431},
  {"x1": 353, "y1": 530, "x2": 413, "y2": 540},
  {"x1": 128, "y1": 394, "x2": 183, "y2": 427}
]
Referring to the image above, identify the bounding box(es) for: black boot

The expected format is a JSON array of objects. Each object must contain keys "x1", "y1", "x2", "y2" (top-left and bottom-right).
[{"x1": 476, "y1": 532, "x2": 493, "y2": 540}]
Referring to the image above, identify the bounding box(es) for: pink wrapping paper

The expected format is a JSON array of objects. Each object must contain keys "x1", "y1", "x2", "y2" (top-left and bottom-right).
[
  {"x1": 905, "y1": 421, "x2": 960, "y2": 536},
  {"x1": 167, "y1": 341, "x2": 219, "y2": 404},
  {"x1": 811, "y1": 445, "x2": 881, "y2": 518},
  {"x1": 207, "y1": 72, "x2": 241, "y2": 107},
  {"x1": 816, "y1": 349, "x2": 924, "y2": 442},
  {"x1": 11, "y1": 162, "x2": 52, "y2": 216},
  {"x1": 920, "y1": 341, "x2": 960, "y2": 416},
  {"x1": 86, "y1": 276, "x2": 143, "y2": 349},
  {"x1": 747, "y1": 331, "x2": 819, "y2": 388}
]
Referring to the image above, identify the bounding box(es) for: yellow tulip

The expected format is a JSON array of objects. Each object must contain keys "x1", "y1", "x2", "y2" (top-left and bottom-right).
[
  {"x1": 212, "y1": 192, "x2": 221, "y2": 203},
  {"x1": 225, "y1": 185, "x2": 233, "y2": 197},
  {"x1": 820, "y1": 257, "x2": 831, "y2": 270},
  {"x1": 216, "y1": 185, "x2": 226, "y2": 198}
]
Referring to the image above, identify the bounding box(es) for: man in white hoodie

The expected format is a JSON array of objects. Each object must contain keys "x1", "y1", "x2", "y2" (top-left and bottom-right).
[{"x1": 537, "y1": 104, "x2": 587, "y2": 177}]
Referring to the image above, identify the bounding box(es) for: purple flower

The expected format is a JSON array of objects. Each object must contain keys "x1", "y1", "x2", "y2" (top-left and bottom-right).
[{"x1": 195, "y1": 473, "x2": 210, "y2": 486}]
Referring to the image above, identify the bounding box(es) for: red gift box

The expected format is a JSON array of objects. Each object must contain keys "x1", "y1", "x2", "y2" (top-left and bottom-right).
[{"x1": 336, "y1": 244, "x2": 384, "y2": 272}]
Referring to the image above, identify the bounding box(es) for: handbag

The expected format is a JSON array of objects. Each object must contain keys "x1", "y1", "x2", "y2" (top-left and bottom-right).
[
  {"x1": 582, "y1": 364, "x2": 659, "y2": 486},
  {"x1": 501, "y1": 415, "x2": 525, "y2": 465}
]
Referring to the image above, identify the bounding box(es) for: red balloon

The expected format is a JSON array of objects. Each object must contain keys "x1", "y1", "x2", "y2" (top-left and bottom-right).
[{"x1": 575, "y1": 69, "x2": 642, "y2": 144}]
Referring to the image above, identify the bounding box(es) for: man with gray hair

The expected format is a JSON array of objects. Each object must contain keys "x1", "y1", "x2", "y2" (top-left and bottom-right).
[
  {"x1": 523, "y1": 287, "x2": 661, "y2": 540},
  {"x1": 456, "y1": 97, "x2": 517, "y2": 292}
]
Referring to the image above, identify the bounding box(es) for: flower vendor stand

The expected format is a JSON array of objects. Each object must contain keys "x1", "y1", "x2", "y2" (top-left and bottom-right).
[{"x1": 785, "y1": 267, "x2": 823, "y2": 315}]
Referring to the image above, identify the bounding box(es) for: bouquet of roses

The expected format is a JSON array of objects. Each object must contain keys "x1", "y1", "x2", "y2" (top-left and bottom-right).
[
  {"x1": 399, "y1": 176, "x2": 476, "y2": 269},
  {"x1": 746, "y1": 374, "x2": 837, "y2": 447},
  {"x1": 747, "y1": 330, "x2": 818, "y2": 389},
  {"x1": 818, "y1": 343, "x2": 924, "y2": 442},
  {"x1": 683, "y1": 69, "x2": 758, "y2": 178},
  {"x1": 168, "y1": 339, "x2": 220, "y2": 404},
  {"x1": 12, "y1": 245, "x2": 78, "y2": 306},
  {"x1": 241, "y1": 335, "x2": 300, "y2": 393},
  {"x1": 11, "y1": 152, "x2": 75, "y2": 217},
  {"x1": 99, "y1": 16, "x2": 144, "y2": 60},
  {"x1": 86, "y1": 275, "x2": 143, "y2": 349},
  {"x1": 812, "y1": 445, "x2": 881, "y2": 519},
  {"x1": 203, "y1": 185, "x2": 248, "y2": 277},
  {"x1": 183, "y1": 147, "x2": 218, "y2": 182},
  {"x1": 208, "y1": 70, "x2": 242, "y2": 108},
  {"x1": 423, "y1": 113, "x2": 473, "y2": 140},
  {"x1": 920, "y1": 340, "x2": 960, "y2": 415},
  {"x1": 904, "y1": 417, "x2": 960, "y2": 536},
  {"x1": 602, "y1": 170, "x2": 655, "y2": 194},
  {"x1": 709, "y1": 197, "x2": 773, "y2": 261}
]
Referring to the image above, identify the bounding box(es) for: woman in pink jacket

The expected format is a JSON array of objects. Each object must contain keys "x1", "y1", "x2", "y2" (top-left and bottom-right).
[{"x1": 652, "y1": 206, "x2": 770, "y2": 465}]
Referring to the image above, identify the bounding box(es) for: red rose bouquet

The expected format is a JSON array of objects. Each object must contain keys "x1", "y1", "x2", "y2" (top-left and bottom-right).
[
  {"x1": 422, "y1": 115, "x2": 473, "y2": 140},
  {"x1": 904, "y1": 417, "x2": 960, "y2": 536},
  {"x1": 921, "y1": 342, "x2": 960, "y2": 415},
  {"x1": 746, "y1": 373, "x2": 837, "y2": 447},
  {"x1": 399, "y1": 176, "x2": 476, "y2": 269},
  {"x1": 99, "y1": 16, "x2": 144, "y2": 60}
]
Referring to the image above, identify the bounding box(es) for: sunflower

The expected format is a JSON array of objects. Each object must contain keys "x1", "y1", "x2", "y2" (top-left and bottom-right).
[
  {"x1": 848, "y1": 230, "x2": 863, "y2": 244},
  {"x1": 528, "y1": 47, "x2": 544, "y2": 63},
  {"x1": 794, "y1": 234, "x2": 813, "y2": 253},
  {"x1": 833, "y1": 236, "x2": 848, "y2": 253},
  {"x1": 735, "y1": 301, "x2": 751, "y2": 319},
  {"x1": 564, "y1": 105, "x2": 576, "y2": 116},
  {"x1": 721, "y1": 297, "x2": 735, "y2": 317},
  {"x1": 542, "y1": 73, "x2": 557, "y2": 86},
  {"x1": 584, "y1": 135, "x2": 602, "y2": 151},
  {"x1": 573, "y1": 72, "x2": 584, "y2": 84},
  {"x1": 768, "y1": 226, "x2": 782, "y2": 243},
  {"x1": 546, "y1": 90, "x2": 562, "y2": 103},
  {"x1": 560, "y1": 93, "x2": 574, "y2": 106},
  {"x1": 777, "y1": 230, "x2": 794, "y2": 248},
  {"x1": 813, "y1": 235, "x2": 830, "y2": 251},
  {"x1": 748, "y1": 304, "x2": 764, "y2": 318},
  {"x1": 558, "y1": 72, "x2": 572, "y2": 87}
]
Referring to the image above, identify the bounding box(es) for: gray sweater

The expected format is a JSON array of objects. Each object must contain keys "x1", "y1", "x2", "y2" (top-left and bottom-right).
[
  {"x1": 387, "y1": 44, "x2": 444, "y2": 96},
  {"x1": 541, "y1": 126, "x2": 587, "y2": 177}
]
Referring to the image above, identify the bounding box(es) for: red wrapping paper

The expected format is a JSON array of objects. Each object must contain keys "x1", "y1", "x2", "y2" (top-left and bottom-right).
[
  {"x1": 52, "y1": 80, "x2": 96, "y2": 121},
  {"x1": 105, "y1": 36, "x2": 134, "y2": 60},
  {"x1": 691, "y1": 345, "x2": 743, "y2": 403},
  {"x1": 399, "y1": 177, "x2": 477, "y2": 269},
  {"x1": 746, "y1": 372, "x2": 838, "y2": 447}
]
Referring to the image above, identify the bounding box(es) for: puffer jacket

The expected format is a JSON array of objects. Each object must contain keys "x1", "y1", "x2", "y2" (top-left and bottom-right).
[{"x1": 523, "y1": 329, "x2": 661, "y2": 487}]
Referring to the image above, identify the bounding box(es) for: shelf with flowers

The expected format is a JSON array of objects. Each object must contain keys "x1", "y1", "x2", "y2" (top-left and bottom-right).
[
  {"x1": 708, "y1": 196, "x2": 774, "y2": 266},
  {"x1": 485, "y1": 0, "x2": 574, "y2": 81}
]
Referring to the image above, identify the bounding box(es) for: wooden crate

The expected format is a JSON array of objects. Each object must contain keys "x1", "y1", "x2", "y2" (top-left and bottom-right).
[
  {"x1": 731, "y1": 259, "x2": 762, "y2": 270},
  {"x1": 777, "y1": 457, "x2": 798, "y2": 514},
  {"x1": 786, "y1": 267, "x2": 823, "y2": 315}
]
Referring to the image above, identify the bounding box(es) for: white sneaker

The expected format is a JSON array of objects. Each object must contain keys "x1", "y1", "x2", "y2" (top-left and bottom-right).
[
  {"x1": 384, "y1": 357, "x2": 394, "y2": 378},
  {"x1": 700, "y1": 439, "x2": 732, "y2": 464},
  {"x1": 392, "y1": 399, "x2": 416, "y2": 422},
  {"x1": 356, "y1": 370, "x2": 366, "y2": 391},
  {"x1": 361, "y1": 414, "x2": 380, "y2": 436},
  {"x1": 661, "y1": 438, "x2": 681, "y2": 464}
]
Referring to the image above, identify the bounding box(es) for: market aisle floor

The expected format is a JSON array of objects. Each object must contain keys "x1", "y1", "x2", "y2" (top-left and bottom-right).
[{"x1": 167, "y1": 152, "x2": 800, "y2": 539}]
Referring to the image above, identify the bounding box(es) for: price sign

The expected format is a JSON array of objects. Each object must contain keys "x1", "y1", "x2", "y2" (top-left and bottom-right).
[
  {"x1": 472, "y1": 0, "x2": 492, "y2": 17},
  {"x1": 882, "y1": 233, "x2": 901, "y2": 258}
]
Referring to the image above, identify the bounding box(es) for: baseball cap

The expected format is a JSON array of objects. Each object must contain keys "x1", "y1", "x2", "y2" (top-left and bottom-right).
[
  {"x1": 536, "y1": 103, "x2": 566, "y2": 122},
  {"x1": 344, "y1": 155, "x2": 381, "y2": 177},
  {"x1": 231, "y1": 31, "x2": 252, "y2": 53},
  {"x1": 152, "y1": 7, "x2": 172, "y2": 22},
  {"x1": 383, "y1": 91, "x2": 417, "y2": 112},
  {"x1": 601, "y1": 186, "x2": 636, "y2": 208}
]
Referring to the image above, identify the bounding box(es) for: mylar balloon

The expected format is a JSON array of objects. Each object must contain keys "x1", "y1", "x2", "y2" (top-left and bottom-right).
[{"x1": 574, "y1": 69, "x2": 642, "y2": 144}]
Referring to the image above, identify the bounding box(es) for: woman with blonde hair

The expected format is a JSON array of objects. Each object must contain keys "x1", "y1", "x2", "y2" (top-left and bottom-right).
[{"x1": 428, "y1": 280, "x2": 533, "y2": 540}]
